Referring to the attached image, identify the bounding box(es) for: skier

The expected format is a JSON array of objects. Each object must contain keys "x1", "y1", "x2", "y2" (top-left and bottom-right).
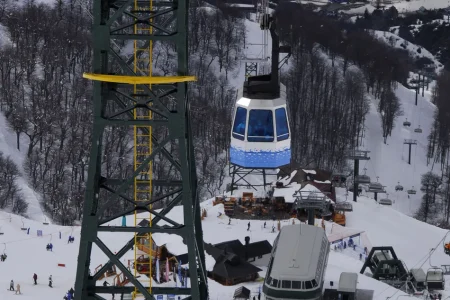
[
  {"x1": 15, "y1": 283, "x2": 21, "y2": 295},
  {"x1": 49, "y1": 275, "x2": 53, "y2": 288},
  {"x1": 247, "y1": 222, "x2": 250, "y2": 231},
  {"x1": 67, "y1": 291, "x2": 73, "y2": 300},
  {"x1": 9, "y1": 280, "x2": 14, "y2": 291},
  {"x1": 33, "y1": 273, "x2": 38, "y2": 285},
  {"x1": 49, "y1": 243, "x2": 53, "y2": 251},
  {"x1": 69, "y1": 287, "x2": 74, "y2": 297},
  {"x1": 272, "y1": 225, "x2": 275, "y2": 233},
  {"x1": 228, "y1": 218, "x2": 231, "y2": 225},
  {"x1": 264, "y1": 221, "x2": 266, "y2": 228}
]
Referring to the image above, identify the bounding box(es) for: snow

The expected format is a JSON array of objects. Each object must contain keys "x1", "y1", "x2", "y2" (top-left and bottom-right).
[
  {"x1": 303, "y1": 169, "x2": 317, "y2": 174},
  {"x1": 272, "y1": 184, "x2": 301, "y2": 203},
  {"x1": 4, "y1": 186, "x2": 450, "y2": 299},
  {"x1": 342, "y1": 1, "x2": 450, "y2": 15},
  {"x1": 0, "y1": 113, "x2": 46, "y2": 222},
  {"x1": 361, "y1": 83, "x2": 437, "y2": 216},
  {"x1": 372, "y1": 30, "x2": 444, "y2": 72}
]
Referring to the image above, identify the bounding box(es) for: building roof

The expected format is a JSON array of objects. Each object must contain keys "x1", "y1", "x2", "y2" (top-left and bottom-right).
[
  {"x1": 245, "y1": 240, "x2": 272, "y2": 258},
  {"x1": 214, "y1": 239, "x2": 273, "y2": 259},
  {"x1": 205, "y1": 243, "x2": 262, "y2": 279},
  {"x1": 426, "y1": 269, "x2": 444, "y2": 282},
  {"x1": 338, "y1": 272, "x2": 358, "y2": 293},
  {"x1": 270, "y1": 224, "x2": 327, "y2": 280},
  {"x1": 410, "y1": 268, "x2": 426, "y2": 282},
  {"x1": 233, "y1": 286, "x2": 251, "y2": 299}
]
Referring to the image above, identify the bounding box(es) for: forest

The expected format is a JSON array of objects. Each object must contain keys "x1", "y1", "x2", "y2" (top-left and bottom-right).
[{"x1": 0, "y1": 0, "x2": 445, "y2": 225}]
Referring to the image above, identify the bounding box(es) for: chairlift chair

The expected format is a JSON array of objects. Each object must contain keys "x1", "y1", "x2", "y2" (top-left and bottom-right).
[
  {"x1": 407, "y1": 187, "x2": 417, "y2": 195},
  {"x1": 403, "y1": 118, "x2": 411, "y2": 127},
  {"x1": 414, "y1": 126, "x2": 422, "y2": 133},
  {"x1": 444, "y1": 241, "x2": 450, "y2": 255},
  {"x1": 20, "y1": 218, "x2": 27, "y2": 231},
  {"x1": 379, "y1": 198, "x2": 393, "y2": 206},
  {"x1": 355, "y1": 174, "x2": 371, "y2": 184},
  {"x1": 395, "y1": 182, "x2": 404, "y2": 191}
]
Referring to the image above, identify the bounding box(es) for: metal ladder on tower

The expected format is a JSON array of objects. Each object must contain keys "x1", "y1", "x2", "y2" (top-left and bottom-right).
[{"x1": 133, "y1": 0, "x2": 154, "y2": 298}]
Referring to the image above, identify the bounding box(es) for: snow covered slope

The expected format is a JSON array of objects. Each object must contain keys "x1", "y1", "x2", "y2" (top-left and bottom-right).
[
  {"x1": 360, "y1": 82, "x2": 437, "y2": 216},
  {"x1": 372, "y1": 30, "x2": 444, "y2": 72},
  {"x1": 0, "y1": 113, "x2": 46, "y2": 222},
  {"x1": 3, "y1": 190, "x2": 450, "y2": 300},
  {"x1": 343, "y1": 0, "x2": 450, "y2": 15}
]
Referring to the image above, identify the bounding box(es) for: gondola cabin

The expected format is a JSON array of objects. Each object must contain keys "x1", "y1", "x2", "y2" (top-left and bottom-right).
[{"x1": 230, "y1": 84, "x2": 291, "y2": 168}]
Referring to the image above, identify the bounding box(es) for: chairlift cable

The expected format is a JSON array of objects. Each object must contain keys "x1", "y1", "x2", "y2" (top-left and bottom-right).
[{"x1": 376, "y1": 230, "x2": 450, "y2": 299}]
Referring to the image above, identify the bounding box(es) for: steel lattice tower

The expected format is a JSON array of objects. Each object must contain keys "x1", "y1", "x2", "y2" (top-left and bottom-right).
[{"x1": 74, "y1": 0, "x2": 209, "y2": 299}]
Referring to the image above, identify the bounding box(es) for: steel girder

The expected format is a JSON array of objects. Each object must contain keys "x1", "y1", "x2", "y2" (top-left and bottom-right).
[{"x1": 74, "y1": 0, "x2": 208, "y2": 299}]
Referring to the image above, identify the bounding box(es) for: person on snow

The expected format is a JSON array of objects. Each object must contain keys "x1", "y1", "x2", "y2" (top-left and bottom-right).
[
  {"x1": 103, "y1": 281, "x2": 110, "y2": 287},
  {"x1": 69, "y1": 287, "x2": 74, "y2": 297},
  {"x1": 15, "y1": 283, "x2": 21, "y2": 295},
  {"x1": 247, "y1": 222, "x2": 250, "y2": 231},
  {"x1": 49, "y1": 243, "x2": 53, "y2": 251},
  {"x1": 9, "y1": 280, "x2": 14, "y2": 291},
  {"x1": 33, "y1": 273, "x2": 38, "y2": 285},
  {"x1": 264, "y1": 221, "x2": 266, "y2": 228},
  {"x1": 67, "y1": 291, "x2": 73, "y2": 300},
  {"x1": 228, "y1": 218, "x2": 231, "y2": 225},
  {"x1": 49, "y1": 275, "x2": 53, "y2": 288}
]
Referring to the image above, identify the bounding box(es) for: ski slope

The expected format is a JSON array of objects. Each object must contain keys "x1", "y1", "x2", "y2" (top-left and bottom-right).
[
  {"x1": 360, "y1": 82, "x2": 437, "y2": 216},
  {"x1": 2, "y1": 190, "x2": 450, "y2": 300},
  {"x1": 0, "y1": 113, "x2": 46, "y2": 222}
]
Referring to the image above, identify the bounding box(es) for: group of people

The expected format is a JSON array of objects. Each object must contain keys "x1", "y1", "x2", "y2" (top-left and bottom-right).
[
  {"x1": 0, "y1": 253, "x2": 7, "y2": 261},
  {"x1": 8, "y1": 273, "x2": 54, "y2": 294},
  {"x1": 46, "y1": 243, "x2": 54, "y2": 251},
  {"x1": 68, "y1": 236, "x2": 75, "y2": 243}
]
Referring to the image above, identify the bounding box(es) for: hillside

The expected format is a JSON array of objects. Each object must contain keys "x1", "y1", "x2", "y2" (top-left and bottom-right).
[
  {"x1": 0, "y1": 113, "x2": 46, "y2": 222},
  {"x1": 342, "y1": 0, "x2": 450, "y2": 15},
  {"x1": 2, "y1": 189, "x2": 450, "y2": 299}
]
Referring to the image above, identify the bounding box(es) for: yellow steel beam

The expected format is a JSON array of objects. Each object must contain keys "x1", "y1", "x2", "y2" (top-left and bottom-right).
[
  {"x1": 83, "y1": 73, "x2": 196, "y2": 84},
  {"x1": 133, "y1": 0, "x2": 154, "y2": 298}
]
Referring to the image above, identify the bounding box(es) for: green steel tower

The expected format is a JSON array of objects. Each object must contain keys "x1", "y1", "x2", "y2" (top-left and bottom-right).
[{"x1": 74, "y1": 0, "x2": 208, "y2": 299}]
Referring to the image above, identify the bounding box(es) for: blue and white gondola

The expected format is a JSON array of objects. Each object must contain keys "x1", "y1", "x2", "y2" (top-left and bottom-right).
[{"x1": 230, "y1": 84, "x2": 291, "y2": 169}]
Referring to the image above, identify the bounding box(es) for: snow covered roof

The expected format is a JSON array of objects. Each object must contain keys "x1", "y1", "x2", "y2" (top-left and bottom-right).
[
  {"x1": 272, "y1": 184, "x2": 301, "y2": 203},
  {"x1": 303, "y1": 169, "x2": 316, "y2": 174}
]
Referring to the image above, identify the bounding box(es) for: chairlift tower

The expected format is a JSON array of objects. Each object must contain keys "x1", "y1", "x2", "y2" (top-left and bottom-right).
[
  {"x1": 242, "y1": 0, "x2": 270, "y2": 77},
  {"x1": 74, "y1": 0, "x2": 208, "y2": 299},
  {"x1": 404, "y1": 139, "x2": 417, "y2": 165},
  {"x1": 293, "y1": 191, "x2": 330, "y2": 225},
  {"x1": 346, "y1": 150, "x2": 370, "y2": 202}
]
